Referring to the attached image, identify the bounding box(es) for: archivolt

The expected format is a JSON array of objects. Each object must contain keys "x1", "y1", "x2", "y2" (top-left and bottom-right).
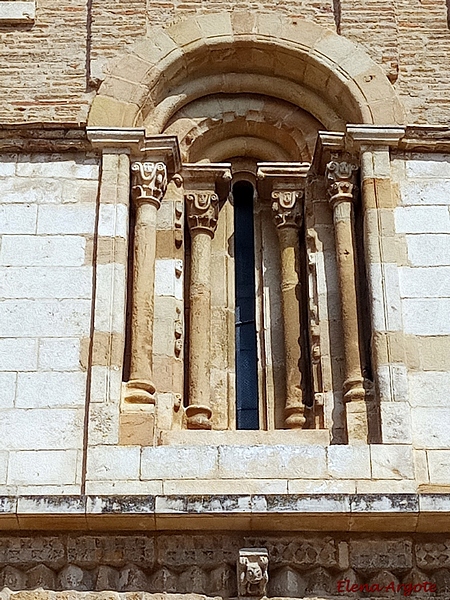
[{"x1": 88, "y1": 12, "x2": 405, "y2": 132}]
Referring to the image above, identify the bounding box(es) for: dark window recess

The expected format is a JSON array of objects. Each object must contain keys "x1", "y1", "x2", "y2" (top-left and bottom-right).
[{"x1": 233, "y1": 181, "x2": 259, "y2": 430}]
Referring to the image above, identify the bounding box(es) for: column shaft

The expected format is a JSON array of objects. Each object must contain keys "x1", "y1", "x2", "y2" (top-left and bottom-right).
[{"x1": 272, "y1": 190, "x2": 305, "y2": 429}]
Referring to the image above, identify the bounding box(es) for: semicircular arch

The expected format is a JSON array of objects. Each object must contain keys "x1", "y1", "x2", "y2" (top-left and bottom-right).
[{"x1": 88, "y1": 12, "x2": 405, "y2": 130}]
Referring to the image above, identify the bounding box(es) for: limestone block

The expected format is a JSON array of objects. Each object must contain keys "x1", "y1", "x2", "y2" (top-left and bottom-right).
[
  {"x1": 141, "y1": 446, "x2": 218, "y2": 480},
  {"x1": 350, "y1": 540, "x2": 412, "y2": 573},
  {"x1": 365, "y1": 571, "x2": 399, "y2": 597},
  {"x1": 95, "y1": 566, "x2": 119, "y2": 591},
  {"x1": 57, "y1": 565, "x2": 92, "y2": 591},
  {"x1": 7, "y1": 449, "x2": 79, "y2": 485},
  {"x1": 432, "y1": 569, "x2": 450, "y2": 593},
  {"x1": 399, "y1": 266, "x2": 450, "y2": 298},
  {"x1": 16, "y1": 157, "x2": 98, "y2": 180},
  {"x1": 400, "y1": 180, "x2": 450, "y2": 206},
  {"x1": 89, "y1": 366, "x2": 122, "y2": 404},
  {"x1": 416, "y1": 540, "x2": 450, "y2": 570},
  {"x1": 427, "y1": 451, "x2": 450, "y2": 484},
  {"x1": 268, "y1": 566, "x2": 306, "y2": 598},
  {"x1": 149, "y1": 567, "x2": 177, "y2": 593},
  {"x1": 98, "y1": 204, "x2": 128, "y2": 239},
  {"x1": 305, "y1": 566, "x2": 332, "y2": 596},
  {"x1": 414, "y1": 449, "x2": 429, "y2": 484},
  {"x1": 155, "y1": 259, "x2": 183, "y2": 300},
  {"x1": 37, "y1": 205, "x2": 96, "y2": 235},
  {"x1": 0, "y1": 159, "x2": 15, "y2": 176},
  {"x1": 327, "y1": 446, "x2": 371, "y2": 479},
  {"x1": 118, "y1": 565, "x2": 148, "y2": 592},
  {"x1": 0, "y1": 566, "x2": 26, "y2": 590},
  {"x1": 85, "y1": 480, "x2": 162, "y2": 495},
  {"x1": 395, "y1": 206, "x2": 450, "y2": 233},
  {"x1": 406, "y1": 156, "x2": 450, "y2": 179},
  {"x1": 370, "y1": 445, "x2": 414, "y2": 480},
  {"x1": 412, "y1": 408, "x2": 450, "y2": 449},
  {"x1": 178, "y1": 566, "x2": 208, "y2": 594},
  {"x1": 218, "y1": 445, "x2": 327, "y2": 479},
  {"x1": 39, "y1": 338, "x2": 81, "y2": 371},
  {"x1": 406, "y1": 234, "x2": 450, "y2": 266},
  {"x1": 0, "y1": 409, "x2": 82, "y2": 450},
  {"x1": 368, "y1": 263, "x2": 403, "y2": 332},
  {"x1": 0, "y1": 338, "x2": 37, "y2": 371},
  {"x1": 0, "y1": 235, "x2": 86, "y2": 267},
  {"x1": 119, "y1": 412, "x2": 154, "y2": 446},
  {"x1": 94, "y1": 264, "x2": 126, "y2": 333},
  {"x1": 0, "y1": 266, "x2": 92, "y2": 299},
  {"x1": 16, "y1": 372, "x2": 86, "y2": 408},
  {"x1": 208, "y1": 564, "x2": 236, "y2": 597},
  {"x1": 0, "y1": 299, "x2": 91, "y2": 337},
  {"x1": 0, "y1": 204, "x2": 37, "y2": 234},
  {"x1": 86, "y1": 446, "x2": 140, "y2": 481},
  {"x1": 377, "y1": 364, "x2": 408, "y2": 403},
  {"x1": 0, "y1": 176, "x2": 64, "y2": 204},
  {"x1": 355, "y1": 480, "x2": 417, "y2": 494},
  {"x1": 26, "y1": 565, "x2": 56, "y2": 590},
  {"x1": 162, "y1": 479, "x2": 288, "y2": 495},
  {"x1": 408, "y1": 371, "x2": 450, "y2": 406},
  {"x1": 0, "y1": 372, "x2": 16, "y2": 408},
  {"x1": 380, "y1": 402, "x2": 412, "y2": 445},
  {"x1": 287, "y1": 480, "x2": 356, "y2": 494},
  {"x1": 403, "y1": 299, "x2": 450, "y2": 335}
]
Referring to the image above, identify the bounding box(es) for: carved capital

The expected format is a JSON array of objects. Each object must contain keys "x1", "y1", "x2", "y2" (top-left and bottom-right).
[
  {"x1": 325, "y1": 153, "x2": 359, "y2": 206},
  {"x1": 185, "y1": 191, "x2": 219, "y2": 235},
  {"x1": 271, "y1": 190, "x2": 303, "y2": 229},
  {"x1": 131, "y1": 161, "x2": 168, "y2": 209}
]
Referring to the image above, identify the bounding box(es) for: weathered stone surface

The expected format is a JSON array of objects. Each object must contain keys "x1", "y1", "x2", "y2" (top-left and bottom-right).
[
  {"x1": 365, "y1": 570, "x2": 400, "y2": 598},
  {"x1": 305, "y1": 567, "x2": 332, "y2": 596},
  {"x1": 26, "y1": 565, "x2": 56, "y2": 590},
  {"x1": 148, "y1": 568, "x2": 178, "y2": 594},
  {"x1": 67, "y1": 536, "x2": 155, "y2": 570},
  {"x1": 208, "y1": 565, "x2": 236, "y2": 598},
  {"x1": 416, "y1": 541, "x2": 450, "y2": 571},
  {"x1": 94, "y1": 566, "x2": 119, "y2": 591},
  {"x1": 432, "y1": 568, "x2": 450, "y2": 593},
  {"x1": 0, "y1": 566, "x2": 26, "y2": 590},
  {"x1": 57, "y1": 565, "x2": 90, "y2": 591},
  {"x1": 118, "y1": 565, "x2": 148, "y2": 592},
  {"x1": 0, "y1": 537, "x2": 66, "y2": 569},
  {"x1": 157, "y1": 535, "x2": 238, "y2": 569},
  {"x1": 178, "y1": 566, "x2": 208, "y2": 594},
  {"x1": 268, "y1": 566, "x2": 306, "y2": 598},
  {"x1": 350, "y1": 540, "x2": 413, "y2": 574}
]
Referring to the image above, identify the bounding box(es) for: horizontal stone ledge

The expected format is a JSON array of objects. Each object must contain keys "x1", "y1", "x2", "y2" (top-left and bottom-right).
[{"x1": 0, "y1": 494, "x2": 447, "y2": 532}]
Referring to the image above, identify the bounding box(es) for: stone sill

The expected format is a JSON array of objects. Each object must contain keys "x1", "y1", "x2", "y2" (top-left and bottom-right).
[
  {"x1": 0, "y1": 494, "x2": 447, "y2": 532},
  {"x1": 159, "y1": 429, "x2": 330, "y2": 446},
  {"x1": 0, "y1": 1, "x2": 35, "y2": 23}
]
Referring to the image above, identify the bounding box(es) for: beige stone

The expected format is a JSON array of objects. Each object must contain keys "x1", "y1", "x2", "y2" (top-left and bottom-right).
[{"x1": 119, "y1": 412, "x2": 154, "y2": 446}]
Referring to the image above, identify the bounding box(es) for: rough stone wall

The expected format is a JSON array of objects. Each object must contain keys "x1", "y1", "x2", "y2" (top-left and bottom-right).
[
  {"x1": 0, "y1": 533, "x2": 446, "y2": 598},
  {"x1": 1, "y1": 0, "x2": 450, "y2": 124},
  {"x1": 0, "y1": 153, "x2": 98, "y2": 493}
]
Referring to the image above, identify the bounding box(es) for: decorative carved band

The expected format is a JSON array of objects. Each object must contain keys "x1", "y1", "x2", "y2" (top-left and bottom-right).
[
  {"x1": 131, "y1": 161, "x2": 168, "y2": 208},
  {"x1": 271, "y1": 190, "x2": 303, "y2": 229},
  {"x1": 325, "y1": 154, "x2": 358, "y2": 206},
  {"x1": 185, "y1": 191, "x2": 219, "y2": 235}
]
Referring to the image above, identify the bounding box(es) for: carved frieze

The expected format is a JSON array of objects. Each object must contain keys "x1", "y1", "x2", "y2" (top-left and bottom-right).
[
  {"x1": 185, "y1": 191, "x2": 219, "y2": 234},
  {"x1": 271, "y1": 190, "x2": 303, "y2": 229},
  {"x1": 131, "y1": 162, "x2": 168, "y2": 208}
]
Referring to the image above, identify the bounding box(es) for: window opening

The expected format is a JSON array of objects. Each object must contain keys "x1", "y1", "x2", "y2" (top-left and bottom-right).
[{"x1": 234, "y1": 180, "x2": 259, "y2": 430}]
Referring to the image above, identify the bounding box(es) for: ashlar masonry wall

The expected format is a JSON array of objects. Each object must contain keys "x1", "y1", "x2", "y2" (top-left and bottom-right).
[
  {"x1": 392, "y1": 153, "x2": 450, "y2": 489},
  {"x1": 0, "y1": 153, "x2": 98, "y2": 494}
]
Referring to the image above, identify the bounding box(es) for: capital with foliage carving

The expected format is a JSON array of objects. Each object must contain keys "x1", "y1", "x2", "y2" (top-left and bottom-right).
[
  {"x1": 131, "y1": 161, "x2": 168, "y2": 209},
  {"x1": 185, "y1": 191, "x2": 219, "y2": 236},
  {"x1": 325, "y1": 153, "x2": 359, "y2": 207},
  {"x1": 271, "y1": 190, "x2": 303, "y2": 229}
]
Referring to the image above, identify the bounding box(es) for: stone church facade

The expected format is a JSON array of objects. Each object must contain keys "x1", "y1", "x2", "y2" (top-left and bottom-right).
[{"x1": 1, "y1": 0, "x2": 450, "y2": 598}]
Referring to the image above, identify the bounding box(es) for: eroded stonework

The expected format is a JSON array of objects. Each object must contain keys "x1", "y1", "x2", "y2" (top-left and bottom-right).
[{"x1": 0, "y1": 534, "x2": 445, "y2": 597}]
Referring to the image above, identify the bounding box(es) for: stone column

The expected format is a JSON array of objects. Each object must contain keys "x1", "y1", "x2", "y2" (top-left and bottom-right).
[
  {"x1": 185, "y1": 190, "x2": 219, "y2": 429},
  {"x1": 183, "y1": 164, "x2": 232, "y2": 430},
  {"x1": 271, "y1": 190, "x2": 306, "y2": 429},
  {"x1": 124, "y1": 161, "x2": 168, "y2": 404},
  {"x1": 326, "y1": 153, "x2": 368, "y2": 443}
]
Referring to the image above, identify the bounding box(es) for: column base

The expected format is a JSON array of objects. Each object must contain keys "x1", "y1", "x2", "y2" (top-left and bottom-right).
[
  {"x1": 284, "y1": 406, "x2": 306, "y2": 429},
  {"x1": 186, "y1": 405, "x2": 212, "y2": 430},
  {"x1": 343, "y1": 376, "x2": 366, "y2": 402},
  {"x1": 123, "y1": 379, "x2": 156, "y2": 404}
]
